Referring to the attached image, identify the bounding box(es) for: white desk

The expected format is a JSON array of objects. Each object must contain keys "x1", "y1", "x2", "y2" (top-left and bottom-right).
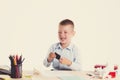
[
  {"x1": 40, "y1": 70, "x2": 120, "y2": 80},
  {"x1": 0, "y1": 70, "x2": 119, "y2": 80}
]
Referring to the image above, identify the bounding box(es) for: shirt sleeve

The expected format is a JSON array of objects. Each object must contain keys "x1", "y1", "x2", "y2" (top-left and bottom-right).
[
  {"x1": 43, "y1": 44, "x2": 54, "y2": 67},
  {"x1": 69, "y1": 45, "x2": 82, "y2": 71}
]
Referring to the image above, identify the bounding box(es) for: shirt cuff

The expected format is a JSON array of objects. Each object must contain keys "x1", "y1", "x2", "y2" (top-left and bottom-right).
[{"x1": 44, "y1": 58, "x2": 52, "y2": 67}]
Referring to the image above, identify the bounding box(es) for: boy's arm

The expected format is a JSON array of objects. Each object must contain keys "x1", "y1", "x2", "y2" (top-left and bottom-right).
[
  {"x1": 43, "y1": 45, "x2": 55, "y2": 67},
  {"x1": 69, "y1": 60, "x2": 81, "y2": 71},
  {"x1": 43, "y1": 58, "x2": 52, "y2": 67},
  {"x1": 59, "y1": 46, "x2": 81, "y2": 70},
  {"x1": 69, "y1": 46, "x2": 81, "y2": 71},
  {"x1": 59, "y1": 57, "x2": 81, "y2": 71},
  {"x1": 43, "y1": 52, "x2": 56, "y2": 67}
]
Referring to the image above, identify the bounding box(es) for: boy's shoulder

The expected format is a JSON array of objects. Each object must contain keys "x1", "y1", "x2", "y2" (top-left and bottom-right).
[
  {"x1": 50, "y1": 42, "x2": 60, "y2": 48},
  {"x1": 69, "y1": 43, "x2": 78, "y2": 50}
]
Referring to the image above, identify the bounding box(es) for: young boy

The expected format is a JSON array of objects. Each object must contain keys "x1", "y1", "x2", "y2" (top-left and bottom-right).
[{"x1": 43, "y1": 19, "x2": 81, "y2": 70}]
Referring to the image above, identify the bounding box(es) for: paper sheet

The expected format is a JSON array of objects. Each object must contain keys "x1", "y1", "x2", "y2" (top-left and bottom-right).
[
  {"x1": 41, "y1": 70, "x2": 73, "y2": 77},
  {"x1": 58, "y1": 76, "x2": 86, "y2": 80}
]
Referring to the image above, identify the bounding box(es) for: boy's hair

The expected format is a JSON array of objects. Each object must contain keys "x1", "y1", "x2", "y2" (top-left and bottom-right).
[{"x1": 59, "y1": 19, "x2": 74, "y2": 28}]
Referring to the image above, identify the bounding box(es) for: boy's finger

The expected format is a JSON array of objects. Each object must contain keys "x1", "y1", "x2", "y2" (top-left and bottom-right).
[
  {"x1": 49, "y1": 53, "x2": 56, "y2": 58},
  {"x1": 59, "y1": 58, "x2": 62, "y2": 63}
]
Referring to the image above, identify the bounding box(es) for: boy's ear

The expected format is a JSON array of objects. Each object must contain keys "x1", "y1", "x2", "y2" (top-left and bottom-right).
[{"x1": 73, "y1": 31, "x2": 76, "y2": 36}]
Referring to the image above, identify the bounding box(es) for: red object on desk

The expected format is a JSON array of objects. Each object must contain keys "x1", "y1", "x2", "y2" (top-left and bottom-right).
[
  {"x1": 94, "y1": 65, "x2": 101, "y2": 68},
  {"x1": 114, "y1": 65, "x2": 118, "y2": 70},
  {"x1": 101, "y1": 65, "x2": 106, "y2": 69},
  {"x1": 108, "y1": 72, "x2": 116, "y2": 78}
]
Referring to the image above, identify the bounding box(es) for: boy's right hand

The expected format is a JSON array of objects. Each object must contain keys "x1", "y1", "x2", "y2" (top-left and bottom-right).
[{"x1": 47, "y1": 52, "x2": 56, "y2": 62}]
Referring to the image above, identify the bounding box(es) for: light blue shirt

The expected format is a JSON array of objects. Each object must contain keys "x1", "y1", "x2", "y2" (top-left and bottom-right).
[{"x1": 43, "y1": 42, "x2": 81, "y2": 70}]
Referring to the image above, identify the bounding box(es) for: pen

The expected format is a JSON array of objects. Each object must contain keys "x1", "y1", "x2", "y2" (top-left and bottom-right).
[
  {"x1": 9, "y1": 55, "x2": 13, "y2": 65},
  {"x1": 16, "y1": 55, "x2": 19, "y2": 64},
  {"x1": 19, "y1": 55, "x2": 22, "y2": 63},
  {"x1": 21, "y1": 58, "x2": 25, "y2": 63},
  {"x1": 14, "y1": 57, "x2": 17, "y2": 65}
]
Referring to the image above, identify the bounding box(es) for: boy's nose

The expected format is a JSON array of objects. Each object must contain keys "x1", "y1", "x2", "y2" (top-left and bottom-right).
[
  {"x1": 59, "y1": 33, "x2": 64, "y2": 36},
  {"x1": 60, "y1": 32, "x2": 65, "y2": 35}
]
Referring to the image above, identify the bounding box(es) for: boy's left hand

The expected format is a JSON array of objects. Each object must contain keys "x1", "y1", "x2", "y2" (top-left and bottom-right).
[{"x1": 59, "y1": 57, "x2": 72, "y2": 66}]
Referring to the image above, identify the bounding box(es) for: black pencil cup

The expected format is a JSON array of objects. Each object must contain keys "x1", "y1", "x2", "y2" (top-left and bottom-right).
[{"x1": 11, "y1": 64, "x2": 22, "y2": 78}]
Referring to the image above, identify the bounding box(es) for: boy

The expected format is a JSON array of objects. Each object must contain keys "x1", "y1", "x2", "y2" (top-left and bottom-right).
[{"x1": 43, "y1": 19, "x2": 81, "y2": 70}]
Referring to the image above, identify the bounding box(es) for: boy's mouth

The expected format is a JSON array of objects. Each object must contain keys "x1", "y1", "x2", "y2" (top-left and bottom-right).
[{"x1": 60, "y1": 38, "x2": 66, "y2": 41}]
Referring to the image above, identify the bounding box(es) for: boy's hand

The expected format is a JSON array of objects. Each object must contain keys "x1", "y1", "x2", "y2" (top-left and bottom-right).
[
  {"x1": 59, "y1": 57, "x2": 72, "y2": 66},
  {"x1": 47, "y1": 52, "x2": 56, "y2": 62}
]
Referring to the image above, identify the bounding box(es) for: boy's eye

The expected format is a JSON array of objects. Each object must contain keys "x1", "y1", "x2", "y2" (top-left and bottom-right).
[
  {"x1": 58, "y1": 32, "x2": 62, "y2": 34},
  {"x1": 64, "y1": 32, "x2": 67, "y2": 34}
]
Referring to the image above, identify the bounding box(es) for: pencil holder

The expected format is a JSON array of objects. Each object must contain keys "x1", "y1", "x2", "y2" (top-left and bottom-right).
[{"x1": 10, "y1": 64, "x2": 22, "y2": 78}]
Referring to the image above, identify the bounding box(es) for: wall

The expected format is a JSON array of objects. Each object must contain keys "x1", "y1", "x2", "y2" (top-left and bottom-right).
[{"x1": 0, "y1": 0, "x2": 120, "y2": 71}]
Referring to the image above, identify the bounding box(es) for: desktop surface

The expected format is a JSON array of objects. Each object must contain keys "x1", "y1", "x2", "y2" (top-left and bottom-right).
[{"x1": 0, "y1": 70, "x2": 119, "y2": 80}]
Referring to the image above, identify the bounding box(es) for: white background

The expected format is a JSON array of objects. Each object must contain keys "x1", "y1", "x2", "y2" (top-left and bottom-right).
[{"x1": 0, "y1": 0, "x2": 120, "y2": 71}]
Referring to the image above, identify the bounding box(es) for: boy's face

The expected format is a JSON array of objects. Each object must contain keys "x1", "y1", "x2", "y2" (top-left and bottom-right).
[{"x1": 58, "y1": 25, "x2": 75, "y2": 44}]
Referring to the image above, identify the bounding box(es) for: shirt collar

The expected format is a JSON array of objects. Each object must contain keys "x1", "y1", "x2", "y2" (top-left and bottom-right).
[{"x1": 56, "y1": 42, "x2": 73, "y2": 50}]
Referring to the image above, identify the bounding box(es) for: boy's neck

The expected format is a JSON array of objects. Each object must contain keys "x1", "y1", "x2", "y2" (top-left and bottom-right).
[{"x1": 60, "y1": 42, "x2": 70, "y2": 49}]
